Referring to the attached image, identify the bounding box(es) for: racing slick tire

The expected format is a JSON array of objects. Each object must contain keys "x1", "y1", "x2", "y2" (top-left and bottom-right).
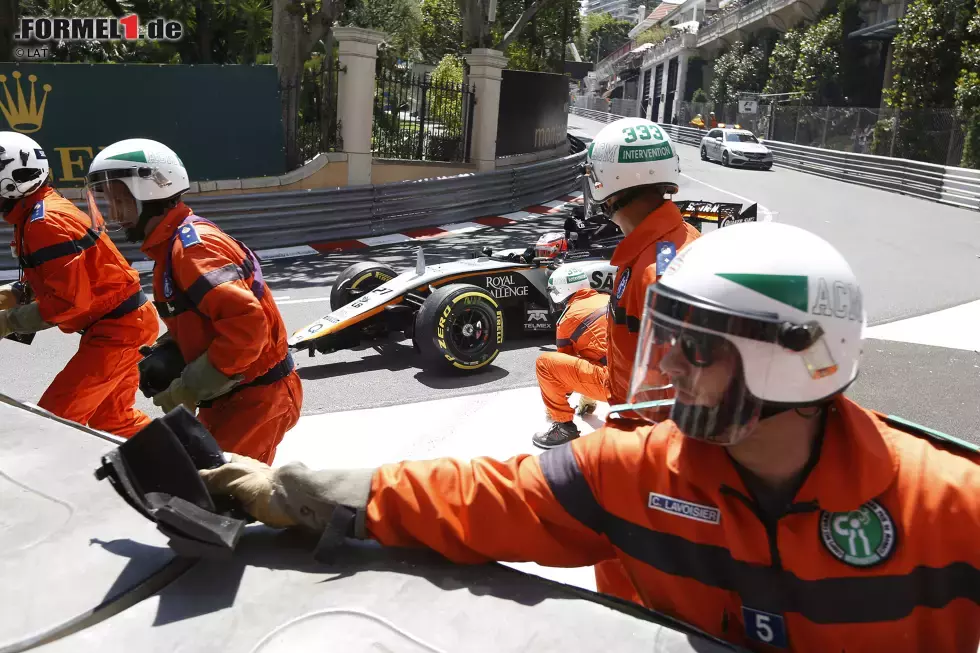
[
  {"x1": 700, "y1": 145, "x2": 708, "y2": 161},
  {"x1": 415, "y1": 284, "x2": 503, "y2": 372},
  {"x1": 329, "y1": 261, "x2": 397, "y2": 310}
]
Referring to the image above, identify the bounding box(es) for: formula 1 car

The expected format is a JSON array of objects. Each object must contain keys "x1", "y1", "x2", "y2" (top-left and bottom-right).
[{"x1": 287, "y1": 200, "x2": 758, "y2": 372}]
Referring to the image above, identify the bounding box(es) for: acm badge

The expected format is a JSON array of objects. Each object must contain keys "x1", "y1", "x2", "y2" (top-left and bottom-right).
[{"x1": 819, "y1": 500, "x2": 896, "y2": 567}]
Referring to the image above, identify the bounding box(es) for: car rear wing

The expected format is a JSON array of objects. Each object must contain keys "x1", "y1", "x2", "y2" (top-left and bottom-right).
[{"x1": 677, "y1": 200, "x2": 758, "y2": 230}]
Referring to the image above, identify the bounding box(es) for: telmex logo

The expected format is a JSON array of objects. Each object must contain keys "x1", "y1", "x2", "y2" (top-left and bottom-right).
[{"x1": 15, "y1": 15, "x2": 184, "y2": 42}]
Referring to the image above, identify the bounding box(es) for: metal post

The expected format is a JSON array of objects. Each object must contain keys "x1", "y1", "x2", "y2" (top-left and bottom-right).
[
  {"x1": 889, "y1": 110, "x2": 899, "y2": 158},
  {"x1": 821, "y1": 105, "x2": 830, "y2": 148},
  {"x1": 793, "y1": 105, "x2": 801, "y2": 145},
  {"x1": 416, "y1": 76, "x2": 429, "y2": 160},
  {"x1": 946, "y1": 115, "x2": 959, "y2": 166}
]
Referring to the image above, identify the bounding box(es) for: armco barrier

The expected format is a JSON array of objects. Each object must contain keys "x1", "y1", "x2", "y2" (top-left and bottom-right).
[
  {"x1": 570, "y1": 106, "x2": 980, "y2": 210},
  {"x1": 0, "y1": 140, "x2": 587, "y2": 271}
]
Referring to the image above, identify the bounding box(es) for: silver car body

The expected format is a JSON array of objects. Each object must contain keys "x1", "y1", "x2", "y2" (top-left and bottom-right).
[{"x1": 700, "y1": 128, "x2": 773, "y2": 168}]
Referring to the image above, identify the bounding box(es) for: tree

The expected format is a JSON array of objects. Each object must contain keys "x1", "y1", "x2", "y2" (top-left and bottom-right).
[
  {"x1": 634, "y1": 25, "x2": 669, "y2": 47},
  {"x1": 1, "y1": 0, "x2": 15, "y2": 61},
  {"x1": 763, "y1": 28, "x2": 801, "y2": 95},
  {"x1": 419, "y1": 0, "x2": 462, "y2": 63},
  {"x1": 342, "y1": 0, "x2": 422, "y2": 61},
  {"x1": 884, "y1": 0, "x2": 964, "y2": 110},
  {"x1": 272, "y1": 0, "x2": 344, "y2": 169},
  {"x1": 709, "y1": 41, "x2": 765, "y2": 105},
  {"x1": 430, "y1": 53, "x2": 465, "y2": 130},
  {"x1": 793, "y1": 14, "x2": 841, "y2": 102},
  {"x1": 492, "y1": 0, "x2": 565, "y2": 51},
  {"x1": 577, "y1": 12, "x2": 632, "y2": 62},
  {"x1": 956, "y1": 8, "x2": 980, "y2": 166},
  {"x1": 492, "y1": 0, "x2": 580, "y2": 71},
  {"x1": 218, "y1": 0, "x2": 273, "y2": 64}
]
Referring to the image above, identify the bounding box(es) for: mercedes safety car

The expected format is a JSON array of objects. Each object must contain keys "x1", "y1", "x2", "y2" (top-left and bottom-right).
[
  {"x1": 287, "y1": 200, "x2": 759, "y2": 372},
  {"x1": 699, "y1": 127, "x2": 773, "y2": 169}
]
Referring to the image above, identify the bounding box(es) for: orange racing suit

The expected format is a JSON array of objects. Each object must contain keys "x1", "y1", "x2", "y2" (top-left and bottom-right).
[
  {"x1": 606, "y1": 200, "x2": 701, "y2": 422},
  {"x1": 141, "y1": 203, "x2": 302, "y2": 464},
  {"x1": 599, "y1": 200, "x2": 700, "y2": 602},
  {"x1": 364, "y1": 396, "x2": 980, "y2": 652},
  {"x1": 536, "y1": 288, "x2": 609, "y2": 423},
  {"x1": 4, "y1": 185, "x2": 158, "y2": 437}
]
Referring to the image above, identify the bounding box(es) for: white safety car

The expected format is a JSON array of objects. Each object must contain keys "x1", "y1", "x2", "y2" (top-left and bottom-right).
[{"x1": 699, "y1": 127, "x2": 773, "y2": 170}]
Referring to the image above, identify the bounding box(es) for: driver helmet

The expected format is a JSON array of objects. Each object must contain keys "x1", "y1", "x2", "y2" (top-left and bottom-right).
[
  {"x1": 0, "y1": 132, "x2": 49, "y2": 202},
  {"x1": 585, "y1": 117, "x2": 680, "y2": 212},
  {"x1": 627, "y1": 222, "x2": 865, "y2": 446},
  {"x1": 85, "y1": 138, "x2": 189, "y2": 241},
  {"x1": 535, "y1": 232, "x2": 568, "y2": 259},
  {"x1": 547, "y1": 265, "x2": 591, "y2": 311}
]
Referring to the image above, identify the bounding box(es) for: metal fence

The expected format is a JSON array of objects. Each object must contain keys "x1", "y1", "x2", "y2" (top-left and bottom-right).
[
  {"x1": 296, "y1": 58, "x2": 343, "y2": 165},
  {"x1": 674, "y1": 101, "x2": 967, "y2": 167},
  {"x1": 569, "y1": 105, "x2": 980, "y2": 210},
  {"x1": 0, "y1": 139, "x2": 587, "y2": 272},
  {"x1": 373, "y1": 68, "x2": 476, "y2": 163},
  {"x1": 572, "y1": 95, "x2": 638, "y2": 117}
]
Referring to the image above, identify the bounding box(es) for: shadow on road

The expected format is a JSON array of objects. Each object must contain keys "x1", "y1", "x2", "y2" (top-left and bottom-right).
[{"x1": 413, "y1": 364, "x2": 511, "y2": 389}]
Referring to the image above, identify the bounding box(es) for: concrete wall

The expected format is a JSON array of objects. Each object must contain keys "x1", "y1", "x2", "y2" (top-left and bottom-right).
[
  {"x1": 371, "y1": 159, "x2": 477, "y2": 184},
  {"x1": 194, "y1": 161, "x2": 350, "y2": 196}
]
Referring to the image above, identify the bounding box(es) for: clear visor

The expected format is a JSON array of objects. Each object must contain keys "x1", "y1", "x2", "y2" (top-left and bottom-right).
[
  {"x1": 627, "y1": 285, "x2": 838, "y2": 445},
  {"x1": 85, "y1": 174, "x2": 140, "y2": 231}
]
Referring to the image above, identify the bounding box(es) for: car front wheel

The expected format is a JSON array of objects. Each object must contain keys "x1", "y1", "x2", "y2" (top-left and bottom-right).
[
  {"x1": 722, "y1": 151, "x2": 730, "y2": 167},
  {"x1": 701, "y1": 145, "x2": 708, "y2": 161},
  {"x1": 415, "y1": 284, "x2": 503, "y2": 372}
]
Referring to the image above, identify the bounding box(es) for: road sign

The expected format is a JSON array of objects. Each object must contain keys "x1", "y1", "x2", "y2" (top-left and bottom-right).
[{"x1": 738, "y1": 100, "x2": 758, "y2": 114}]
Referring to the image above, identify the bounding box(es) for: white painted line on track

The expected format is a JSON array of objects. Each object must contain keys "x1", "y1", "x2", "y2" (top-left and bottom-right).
[
  {"x1": 359, "y1": 233, "x2": 414, "y2": 246},
  {"x1": 438, "y1": 221, "x2": 486, "y2": 233},
  {"x1": 864, "y1": 299, "x2": 980, "y2": 352},
  {"x1": 276, "y1": 296, "x2": 331, "y2": 306},
  {"x1": 500, "y1": 210, "x2": 537, "y2": 221},
  {"x1": 256, "y1": 245, "x2": 320, "y2": 260}
]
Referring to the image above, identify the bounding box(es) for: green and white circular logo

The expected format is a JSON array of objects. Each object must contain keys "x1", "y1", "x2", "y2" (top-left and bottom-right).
[{"x1": 819, "y1": 500, "x2": 896, "y2": 567}]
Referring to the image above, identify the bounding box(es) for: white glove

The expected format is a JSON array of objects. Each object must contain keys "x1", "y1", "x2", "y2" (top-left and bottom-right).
[
  {"x1": 199, "y1": 454, "x2": 375, "y2": 533},
  {"x1": 577, "y1": 395, "x2": 598, "y2": 416},
  {"x1": 0, "y1": 302, "x2": 53, "y2": 339}
]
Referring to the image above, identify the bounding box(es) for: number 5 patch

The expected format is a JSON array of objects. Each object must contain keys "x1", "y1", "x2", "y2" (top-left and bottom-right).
[{"x1": 742, "y1": 607, "x2": 788, "y2": 648}]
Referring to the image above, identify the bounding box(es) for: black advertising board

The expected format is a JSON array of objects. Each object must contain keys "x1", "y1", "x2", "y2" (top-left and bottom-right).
[{"x1": 496, "y1": 69, "x2": 569, "y2": 157}]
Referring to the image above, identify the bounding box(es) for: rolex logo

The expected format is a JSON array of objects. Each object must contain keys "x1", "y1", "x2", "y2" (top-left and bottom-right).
[{"x1": 0, "y1": 71, "x2": 52, "y2": 134}]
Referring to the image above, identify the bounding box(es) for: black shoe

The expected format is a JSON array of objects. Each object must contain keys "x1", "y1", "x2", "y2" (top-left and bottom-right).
[{"x1": 532, "y1": 421, "x2": 580, "y2": 449}]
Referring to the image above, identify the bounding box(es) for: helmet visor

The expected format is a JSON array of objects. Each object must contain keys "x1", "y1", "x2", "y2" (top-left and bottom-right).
[
  {"x1": 628, "y1": 285, "x2": 771, "y2": 444},
  {"x1": 629, "y1": 284, "x2": 840, "y2": 443},
  {"x1": 85, "y1": 169, "x2": 143, "y2": 231}
]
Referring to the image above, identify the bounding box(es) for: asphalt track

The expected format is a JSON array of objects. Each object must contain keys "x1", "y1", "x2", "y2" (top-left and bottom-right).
[{"x1": 4, "y1": 113, "x2": 979, "y2": 443}]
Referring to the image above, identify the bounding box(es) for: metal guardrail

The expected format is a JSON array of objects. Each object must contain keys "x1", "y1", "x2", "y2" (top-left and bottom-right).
[
  {"x1": 570, "y1": 107, "x2": 980, "y2": 210},
  {"x1": 0, "y1": 140, "x2": 587, "y2": 271}
]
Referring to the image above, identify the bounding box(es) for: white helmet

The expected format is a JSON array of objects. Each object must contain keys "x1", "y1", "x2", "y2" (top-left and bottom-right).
[
  {"x1": 0, "y1": 132, "x2": 49, "y2": 200},
  {"x1": 627, "y1": 222, "x2": 865, "y2": 445},
  {"x1": 547, "y1": 265, "x2": 592, "y2": 306},
  {"x1": 585, "y1": 117, "x2": 680, "y2": 203},
  {"x1": 85, "y1": 138, "x2": 189, "y2": 238}
]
